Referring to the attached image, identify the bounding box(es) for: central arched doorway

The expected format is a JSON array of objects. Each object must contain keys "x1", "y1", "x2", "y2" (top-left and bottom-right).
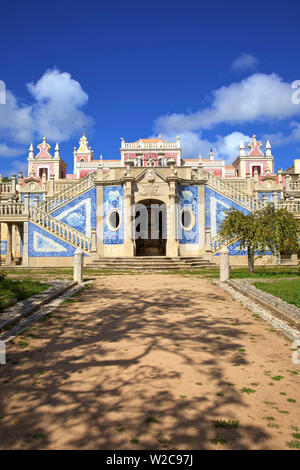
[{"x1": 134, "y1": 199, "x2": 167, "y2": 256}]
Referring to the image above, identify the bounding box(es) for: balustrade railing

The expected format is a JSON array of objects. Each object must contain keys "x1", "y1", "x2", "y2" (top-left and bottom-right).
[
  {"x1": 28, "y1": 205, "x2": 91, "y2": 252},
  {"x1": 290, "y1": 180, "x2": 300, "y2": 191},
  {"x1": 205, "y1": 171, "x2": 263, "y2": 211},
  {"x1": 0, "y1": 202, "x2": 24, "y2": 216},
  {"x1": 40, "y1": 171, "x2": 96, "y2": 212},
  {"x1": 0, "y1": 183, "x2": 12, "y2": 193}
]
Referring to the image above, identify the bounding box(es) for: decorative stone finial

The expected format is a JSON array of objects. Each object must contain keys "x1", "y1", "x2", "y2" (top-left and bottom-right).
[
  {"x1": 54, "y1": 142, "x2": 60, "y2": 159},
  {"x1": 28, "y1": 143, "x2": 34, "y2": 159}
]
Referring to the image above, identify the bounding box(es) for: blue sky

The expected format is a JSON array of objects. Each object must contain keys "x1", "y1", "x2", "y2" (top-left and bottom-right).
[{"x1": 1, "y1": 0, "x2": 300, "y2": 176}]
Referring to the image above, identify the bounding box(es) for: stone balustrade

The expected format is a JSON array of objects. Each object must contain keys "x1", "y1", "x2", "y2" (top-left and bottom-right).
[
  {"x1": 205, "y1": 171, "x2": 263, "y2": 211},
  {"x1": 0, "y1": 202, "x2": 24, "y2": 216},
  {"x1": 28, "y1": 205, "x2": 91, "y2": 252},
  {"x1": 40, "y1": 171, "x2": 96, "y2": 212},
  {"x1": 278, "y1": 201, "x2": 300, "y2": 213},
  {"x1": 0, "y1": 183, "x2": 13, "y2": 193},
  {"x1": 289, "y1": 180, "x2": 300, "y2": 191}
]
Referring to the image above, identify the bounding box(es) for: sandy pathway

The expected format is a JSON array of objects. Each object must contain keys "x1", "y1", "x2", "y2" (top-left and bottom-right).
[{"x1": 0, "y1": 274, "x2": 299, "y2": 450}]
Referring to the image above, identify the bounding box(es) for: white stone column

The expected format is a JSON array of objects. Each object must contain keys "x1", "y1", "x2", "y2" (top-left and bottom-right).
[
  {"x1": 123, "y1": 184, "x2": 135, "y2": 257},
  {"x1": 22, "y1": 221, "x2": 29, "y2": 267},
  {"x1": 74, "y1": 247, "x2": 84, "y2": 283},
  {"x1": 219, "y1": 246, "x2": 230, "y2": 282},
  {"x1": 285, "y1": 174, "x2": 290, "y2": 192},
  {"x1": 23, "y1": 193, "x2": 29, "y2": 215},
  {"x1": 91, "y1": 227, "x2": 97, "y2": 253},
  {"x1": 166, "y1": 191, "x2": 178, "y2": 257},
  {"x1": 11, "y1": 175, "x2": 16, "y2": 195},
  {"x1": 5, "y1": 223, "x2": 12, "y2": 265}
]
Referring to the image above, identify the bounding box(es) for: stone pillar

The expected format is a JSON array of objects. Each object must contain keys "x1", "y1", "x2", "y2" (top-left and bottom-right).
[
  {"x1": 262, "y1": 194, "x2": 268, "y2": 206},
  {"x1": 285, "y1": 174, "x2": 290, "y2": 192},
  {"x1": 91, "y1": 227, "x2": 97, "y2": 253},
  {"x1": 166, "y1": 189, "x2": 178, "y2": 257},
  {"x1": 11, "y1": 175, "x2": 16, "y2": 195},
  {"x1": 96, "y1": 184, "x2": 104, "y2": 257},
  {"x1": 74, "y1": 247, "x2": 84, "y2": 283},
  {"x1": 22, "y1": 222, "x2": 29, "y2": 267},
  {"x1": 17, "y1": 172, "x2": 23, "y2": 190},
  {"x1": 123, "y1": 179, "x2": 135, "y2": 257},
  {"x1": 6, "y1": 223, "x2": 12, "y2": 265},
  {"x1": 198, "y1": 185, "x2": 206, "y2": 255},
  {"x1": 48, "y1": 174, "x2": 55, "y2": 197},
  {"x1": 219, "y1": 246, "x2": 230, "y2": 282},
  {"x1": 23, "y1": 193, "x2": 29, "y2": 215},
  {"x1": 246, "y1": 173, "x2": 252, "y2": 194},
  {"x1": 273, "y1": 191, "x2": 278, "y2": 208}
]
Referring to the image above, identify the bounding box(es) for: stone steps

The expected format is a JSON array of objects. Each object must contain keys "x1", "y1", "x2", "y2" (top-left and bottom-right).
[{"x1": 85, "y1": 256, "x2": 216, "y2": 271}]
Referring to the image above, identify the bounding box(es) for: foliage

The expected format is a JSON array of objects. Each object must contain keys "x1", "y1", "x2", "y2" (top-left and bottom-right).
[
  {"x1": 219, "y1": 204, "x2": 299, "y2": 272},
  {"x1": 1, "y1": 176, "x2": 11, "y2": 182}
]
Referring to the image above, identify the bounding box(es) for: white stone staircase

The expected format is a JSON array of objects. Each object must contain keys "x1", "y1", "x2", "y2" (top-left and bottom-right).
[
  {"x1": 39, "y1": 171, "x2": 96, "y2": 213},
  {"x1": 28, "y1": 205, "x2": 91, "y2": 253},
  {"x1": 205, "y1": 171, "x2": 263, "y2": 212}
]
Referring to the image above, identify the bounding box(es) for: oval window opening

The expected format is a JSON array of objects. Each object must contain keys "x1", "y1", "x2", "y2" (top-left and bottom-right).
[
  {"x1": 109, "y1": 210, "x2": 120, "y2": 230},
  {"x1": 181, "y1": 209, "x2": 192, "y2": 230}
]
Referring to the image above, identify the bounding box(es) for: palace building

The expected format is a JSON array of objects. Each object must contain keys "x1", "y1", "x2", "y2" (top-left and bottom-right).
[{"x1": 0, "y1": 133, "x2": 299, "y2": 269}]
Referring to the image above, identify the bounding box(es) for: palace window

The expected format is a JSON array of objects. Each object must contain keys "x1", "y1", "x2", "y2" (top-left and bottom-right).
[
  {"x1": 107, "y1": 209, "x2": 121, "y2": 231},
  {"x1": 180, "y1": 208, "x2": 195, "y2": 231}
]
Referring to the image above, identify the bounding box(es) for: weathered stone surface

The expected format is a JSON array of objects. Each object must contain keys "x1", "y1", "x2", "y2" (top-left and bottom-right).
[{"x1": 0, "y1": 281, "x2": 77, "y2": 331}]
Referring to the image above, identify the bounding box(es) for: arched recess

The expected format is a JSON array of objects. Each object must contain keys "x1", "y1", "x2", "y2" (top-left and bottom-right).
[{"x1": 133, "y1": 198, "x2": 167, "y2": 256}]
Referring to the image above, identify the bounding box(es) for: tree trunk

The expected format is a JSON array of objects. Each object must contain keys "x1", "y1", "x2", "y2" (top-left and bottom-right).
[{"x1": 247, "y1": 247, "x2": 254, "y2": 273}]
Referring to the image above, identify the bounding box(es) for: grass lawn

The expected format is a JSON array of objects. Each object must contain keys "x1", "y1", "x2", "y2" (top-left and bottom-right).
[
  {"x1": 0, "y1": 278, "x2": 50, "y2": 312},
  {"x1": 253, "y1": 279, "x2": 300, "y2": 309},
  {"x1": 1, "y1": 265, "x2": 299, "y2": 282}
]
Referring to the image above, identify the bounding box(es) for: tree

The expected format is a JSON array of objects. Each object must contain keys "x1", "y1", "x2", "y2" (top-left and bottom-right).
[
  {"x1": 219, "y1": 204, "x2": 299, "y2": 272},
  {"x1": 219, "y1": 209, "x2": 259, "y2": 272},
  {"x1": 256, "y1": 204, "x2": 299, "y2": 263}
]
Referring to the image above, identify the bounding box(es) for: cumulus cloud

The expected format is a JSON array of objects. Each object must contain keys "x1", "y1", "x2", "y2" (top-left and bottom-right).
[
  {"x1": 232, "y1": 53, "x2": 258, "y2": 72},
  {"x1": 0, "y1": 68, "x2": 93, "y2": 151},
  {"x1": 159, "y1": 130, "x2": 251, "y2": 162},
  {"x1": 0, "y1": 142, "x2": 25, "y2": 157},
  {"x1": 154, "y1": 73, "x2": 300, "y2": 134},
  {"x1": 263, "y1": 122, "x2": 300, "y2": 147}
]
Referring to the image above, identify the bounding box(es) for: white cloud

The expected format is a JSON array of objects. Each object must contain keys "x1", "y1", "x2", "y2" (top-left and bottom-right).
[
  {"x1": 154, "y1": 73, "x2": 300, "y2": 134},
  {"x1": 0, "y1": 143, "x2": 24, "y2": 157},
  {"x1": 232, "y1": 53, "x2": 258, "y2": 71},
  {"x1": 263, "y1": 122, "x2": 300, "y2": 147},
  {"x1": 159, "y1": 130, "x2": 251, "y2": 162},
  {"x1": 0, "y1": 68, "x2": 93, "y2": 146}
]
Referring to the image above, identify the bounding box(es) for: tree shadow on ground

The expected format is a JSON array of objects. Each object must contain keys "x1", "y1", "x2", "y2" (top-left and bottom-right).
[{"x1": 0, "y1": 278, "x2": 274, "y2": 449}]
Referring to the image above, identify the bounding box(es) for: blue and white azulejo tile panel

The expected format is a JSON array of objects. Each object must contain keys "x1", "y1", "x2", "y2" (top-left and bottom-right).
[
  {"x1": 178, "y1": 185, "x2": 199, "y2": 244},
  {"x1": 103, "y1": 186, "x2": 124, "y2": 244},
  {"x1": 51, "y1": 188, "x2": 96, "y2": 237},
  {"x1": 28, "y1": 223, "x2": 76, "y2": 257},
  {"x1": 205, "y1": 187, "x2": 250, "y2": 238}
]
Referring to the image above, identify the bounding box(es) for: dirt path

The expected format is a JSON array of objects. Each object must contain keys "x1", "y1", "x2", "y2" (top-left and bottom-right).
[{"x1": 0, "y1": 274, "x2": 299, "y2": 450}]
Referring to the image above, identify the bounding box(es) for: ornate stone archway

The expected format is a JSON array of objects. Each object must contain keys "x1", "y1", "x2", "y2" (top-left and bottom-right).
[{"x1": 133, "y1": 198, "x2": 167, "y2": 256}]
